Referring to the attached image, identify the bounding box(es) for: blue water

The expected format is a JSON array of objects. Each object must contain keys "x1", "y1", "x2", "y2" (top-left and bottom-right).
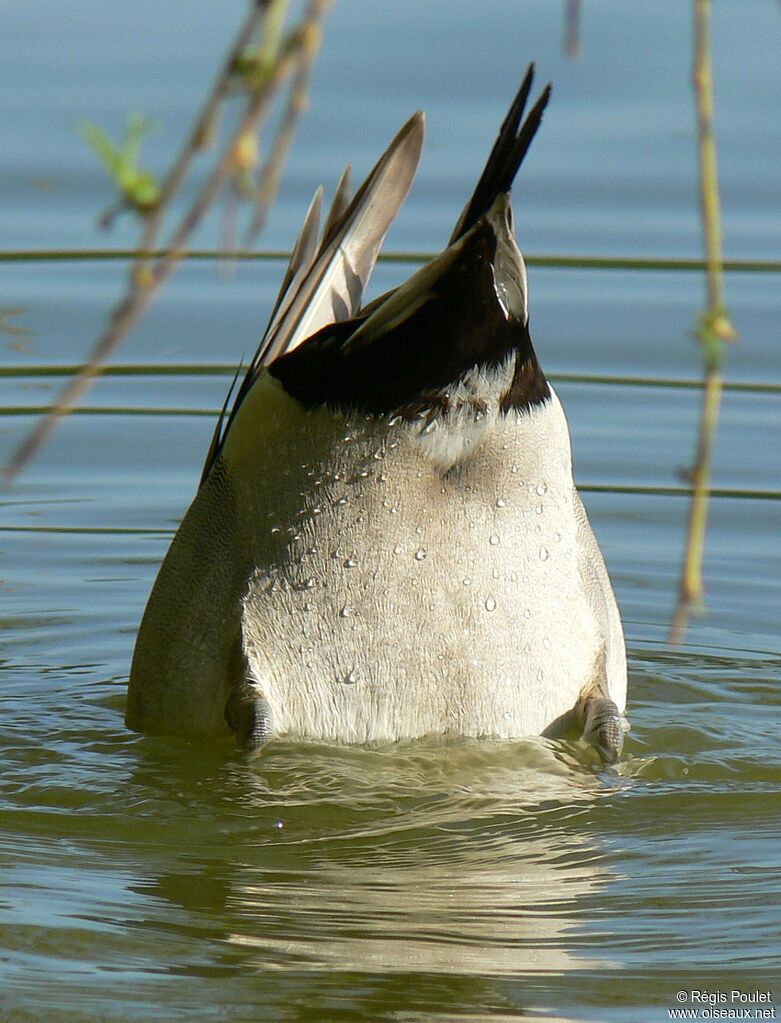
[{"x1": 1, "y1": 2, "x2": 780, "y2": 1021}]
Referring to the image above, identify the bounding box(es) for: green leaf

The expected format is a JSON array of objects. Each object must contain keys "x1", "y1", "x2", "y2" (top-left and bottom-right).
[
  {"x1": 79, "y1": 113, "x2": 161, "y2": 217},
  {"x1": 79, "y1": 122, "x2": 125, "y2": 179}
]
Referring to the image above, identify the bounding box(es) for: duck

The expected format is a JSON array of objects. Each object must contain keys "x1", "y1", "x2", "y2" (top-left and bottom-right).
[{"x1": 126, "y1": 65, "x2": 628, "y2": 763}]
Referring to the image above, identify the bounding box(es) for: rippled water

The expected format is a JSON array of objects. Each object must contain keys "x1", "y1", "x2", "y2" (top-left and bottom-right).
[{"x1": 2, "y1": 2, "x2": 780, "y2": 1021}]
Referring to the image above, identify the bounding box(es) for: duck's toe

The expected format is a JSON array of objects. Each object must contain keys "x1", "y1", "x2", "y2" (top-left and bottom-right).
[
  {"x1": 225, "y1": 683, "x2": 273, "y2": 755},
  {"x1": 582, "y1": 696, "x2": 624, "y2": 764}
]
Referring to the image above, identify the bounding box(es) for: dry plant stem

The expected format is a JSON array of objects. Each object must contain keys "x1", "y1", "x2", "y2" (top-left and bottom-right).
[
  {"x1": 255, "y1": 0, "x2": 290, "y2": 70},
  {"x1": 140, "y1": 0, "x2": 270, "y2": 255},
  {"x1": 3, "y1": 52, "x2": 294, "y2": 483},
  {"x1": 246, "y1": 0, "x2": 330, "y2": 243},
  {"x1": 693, "y1": 0, "x2": 730, "y2": 317},
  {"x1": 2, "y1": 1, "x2": 331, "y2": 484},
  {"x1": 564, "y1": 0, "x2": 582, "y2": 59},
  {"x1": 670, "y1": 0, "x2": 737, "y2": 643}
]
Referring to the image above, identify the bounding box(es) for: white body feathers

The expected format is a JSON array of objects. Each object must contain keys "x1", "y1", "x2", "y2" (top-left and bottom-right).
[
  {"x1": 126, "y1": 71, "x2": 628, "y2": 751},
  {"x1": 228, "y1": 368, "x2": 626, "y2": 743}
]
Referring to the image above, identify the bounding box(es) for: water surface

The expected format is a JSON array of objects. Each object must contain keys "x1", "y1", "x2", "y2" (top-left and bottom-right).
[{"x1": 1, "y1": 2, "x2": 780, "y2": 1021}]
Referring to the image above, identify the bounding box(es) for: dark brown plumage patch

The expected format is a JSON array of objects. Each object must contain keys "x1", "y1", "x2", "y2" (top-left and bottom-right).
[
  {"x1": 500, "y1": 347, "x2": 550, "y2": 413},
  {"x1": 270, "y1": 221, "x2": 550, "y2": 420},
  {"x1": 397, "y1": 391, "x2": 451, "y2": 421},
  {"x1": 205, "y1": 66, "x2": 553, "y2": 482}
]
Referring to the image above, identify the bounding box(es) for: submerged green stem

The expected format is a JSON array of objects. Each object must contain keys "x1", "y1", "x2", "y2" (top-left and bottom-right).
[{"x1": 671, "y1": 0, "x2": 737, "y2": 644}]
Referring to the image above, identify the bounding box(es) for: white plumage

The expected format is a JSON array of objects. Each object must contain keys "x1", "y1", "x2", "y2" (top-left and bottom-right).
[
  {"x1": 235, "y1": 375, "x2": 626, "y2": 744},
  {"x1": 127, "y1": 67, "x2": 628, "y2": 761}
]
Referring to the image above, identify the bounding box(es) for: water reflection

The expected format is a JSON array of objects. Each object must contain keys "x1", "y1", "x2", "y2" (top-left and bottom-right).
[
  {"x1": 3, "y1": 649, "x2": 780, "y2": 1018},
  {"x1": 128, "y1": 739, "x2": 619, "y2": 980}
]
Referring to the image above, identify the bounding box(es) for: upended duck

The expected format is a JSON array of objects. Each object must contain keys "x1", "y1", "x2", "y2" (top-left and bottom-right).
[{"x1": 126, "y1": 66, "x2": 628, "y2": 762}]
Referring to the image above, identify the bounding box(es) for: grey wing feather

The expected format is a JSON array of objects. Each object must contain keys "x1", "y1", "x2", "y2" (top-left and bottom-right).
[
  {"x1": 200, "y1": 110, "x2": 425, "y2": 485},
  {"x1": 264, "y1": 186, "x2": 324, "y2": 337},
  {"x1": 200, "y1": 189, "x2": 323, "y2": 486},
  {"x1": 260, "y1": 110, "x2": 425, "y2": 366},
  {"x1": 320, "y1": 164, "x2": 353, "y2": 249}
]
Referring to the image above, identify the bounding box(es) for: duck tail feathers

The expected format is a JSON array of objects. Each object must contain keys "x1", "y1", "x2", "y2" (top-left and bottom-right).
[
  {"x1": 449, "y1": 65, "x2": 551, "y2": 244},
  {"x1": 200, "y1": 110, "x2": 424, "y2": 486}
]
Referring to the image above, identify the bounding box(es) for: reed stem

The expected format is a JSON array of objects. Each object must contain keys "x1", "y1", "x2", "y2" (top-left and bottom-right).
[
  {"x1": 246, "y1": 0, "x2": 330, "y2": 243},
  {"x1": 564, "y1": 0, "x2": 582, "y2": 59},
  {"x1": 670, "y1": 0, "x2": 737, "y2": 644}
]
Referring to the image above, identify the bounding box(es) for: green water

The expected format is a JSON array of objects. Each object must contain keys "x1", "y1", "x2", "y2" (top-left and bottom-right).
[
  {"x1": 2, "y1": 615, "x2": 779, "y2": 1020},
  {"x1": 2, "y1": 1, "x2": 781, "y2": 1020},
  {"x1": 3, "y1": 274, "x2": 779, "y2": 1023}
]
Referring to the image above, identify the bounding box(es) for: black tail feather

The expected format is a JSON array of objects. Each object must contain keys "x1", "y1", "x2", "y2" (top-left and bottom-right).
[
  {"x1": 496, "y1": 83, "x2": 552, "y2": 197},
  {"x1": 450, "y1": 65, "x2": 551, "y2": 243}
]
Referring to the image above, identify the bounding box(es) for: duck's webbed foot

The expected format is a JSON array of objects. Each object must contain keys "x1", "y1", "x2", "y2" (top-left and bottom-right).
[
  {"x1": 582, "y1": 696, "x2": 623, "y2": 764},
  {"x1": 225, "y1": 681, "x2": 273, "y2": 755}
]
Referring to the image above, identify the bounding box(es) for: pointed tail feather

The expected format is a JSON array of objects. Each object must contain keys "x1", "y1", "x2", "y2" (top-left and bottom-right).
[
  {"x1": 495, "y1": 84, "x2": 552, "y2": 196},
  {"x1": 199, "y1": 359, "x2": 244, "y2": 488},
  {"x1": 449, "y1": 66, "x2": 551, "y2": 243}
]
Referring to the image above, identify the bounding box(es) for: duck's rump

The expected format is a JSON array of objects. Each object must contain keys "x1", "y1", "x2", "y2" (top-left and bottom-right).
[{"x1": 237, "y1": 390, "x2": 608, "y2": 744}]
